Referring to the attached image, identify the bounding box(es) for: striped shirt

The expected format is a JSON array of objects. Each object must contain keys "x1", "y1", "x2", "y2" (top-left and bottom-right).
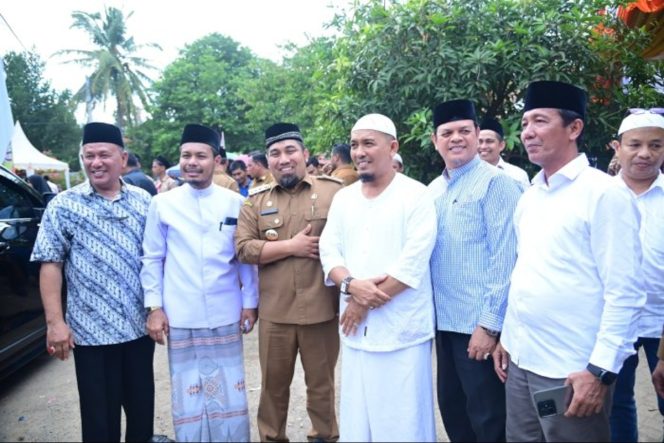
[
  {"x1": 430, "y1": 156, "x2": 522, "y2": 334},
  {"x1": 31, "y1": 180, "x2": 151, "y2": 345}
]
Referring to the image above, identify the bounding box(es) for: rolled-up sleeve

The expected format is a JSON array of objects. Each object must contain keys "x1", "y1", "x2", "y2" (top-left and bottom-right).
[
  {"x1": 589, "y1": 186, "x2": 646, "y2": 373},
  {"x1": 140, "y1": 199, "x2": 168, "y2": 308},
  {"x1": 235, "y1": 203, "x2": 266, "y2": 264},
  {"x1": 385, "y1": 193, "x2": 437, "y2": 289}
]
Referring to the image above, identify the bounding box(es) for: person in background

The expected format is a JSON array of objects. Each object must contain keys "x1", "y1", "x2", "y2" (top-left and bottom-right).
[
  {"x1": 212, "y1": 148, "x2": 240, "y2": 193},
  {"x1": 123, "y1": 152, "x2": 157, "y2": 196},
  {"x1": 27, "y1": 173, "x2": 52, "y2": 195},
  {"x1": 330, "y1": 143, "x2": 359, "y2": 186},
  {"x1": 247, "y1": 151, "x2": 274, "y2": 189},
  {"x1": 609, "y1": 109, "x2": 664, "y2": 443},
  {"x1": 43, "y1": 175, "x2": 60, "y2": 194},
  {"x1": 478, "y1": 117, "x2": 530, "y2": 189},
  {"x1": 392, "y1": 152, "x2": 404, "y2": 172},
  {"x1": 30, "y1": 122, "x2": 164, "y2": 442},
  {"x1": 306, "y1": 156, "x2": 322, "y2": 176},
  {"x1": 151, "y1": 155, "x2": 177, "y2": 193},
  {"x1": 229, "y1": 159, "x2": 252, "y2": 197}
]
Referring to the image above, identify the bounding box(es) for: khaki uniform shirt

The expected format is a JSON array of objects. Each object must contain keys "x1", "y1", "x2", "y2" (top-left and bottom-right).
[
  {"x1": 250, "y1": 171, "x2": 274, "y2": 189},
  {"x1": 236, "y1": 175, "x2": 343, "y2": 325},
  {"x1": 213, "y1": 171, "x2": 240, "y2": 193},
  {"x1": 331, "y1": 164, "x2": 359, "y2": 186}
]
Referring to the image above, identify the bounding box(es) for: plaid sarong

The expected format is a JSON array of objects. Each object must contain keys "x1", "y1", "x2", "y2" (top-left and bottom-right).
[{"x1": 168, "y1": 323, "x2": 250, "y2": 442}]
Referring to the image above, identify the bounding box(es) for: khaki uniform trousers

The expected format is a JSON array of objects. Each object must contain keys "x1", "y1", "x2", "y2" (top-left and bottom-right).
[{"x1": 258, "y1": 318, "x2": 340, "y2": 442}]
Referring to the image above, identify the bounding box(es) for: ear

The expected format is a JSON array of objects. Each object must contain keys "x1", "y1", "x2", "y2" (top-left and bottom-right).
[
  {"x1": 430, "y1": 132, "x2": 437, "y2": 148},
  {"x1": 390, "y1": 138, "x2": 400, "y2": 156},
  {"x1": 120, "y1": 150, "x2": 129, "y2": 168},
  {"x1": 303, "y1": 148, "x2": 310, "y2": 162},
  {"x1": 498, "y1": 140, "x2": 506, "y2": 153},
  {"x1": 214, "y1": 155, "x2": 222, "y2": 166},
  {"x1": 568, "y1": 119, "x2": 584, "y2": 142}
]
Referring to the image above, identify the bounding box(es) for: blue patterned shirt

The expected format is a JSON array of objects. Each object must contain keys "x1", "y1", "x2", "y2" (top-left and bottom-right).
[
  {"x1": 430, "y1": 156, "x2": 522, "y2": 334},
  {"x1": 31, "y1": 180, "x2": 151, "y2": 345}
]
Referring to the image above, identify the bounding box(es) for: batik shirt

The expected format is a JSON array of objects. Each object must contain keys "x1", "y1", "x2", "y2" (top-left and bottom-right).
[{"x1": 31, "y1": 180, "x2": 151, "y2": 346}]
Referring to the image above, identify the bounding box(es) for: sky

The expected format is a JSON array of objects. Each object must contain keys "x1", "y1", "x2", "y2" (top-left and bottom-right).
[{"x1": 0, "y1": 1, "x2": 348, "y2": 106}]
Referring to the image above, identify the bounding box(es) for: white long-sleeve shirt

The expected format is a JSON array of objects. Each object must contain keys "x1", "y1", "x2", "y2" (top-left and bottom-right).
[
  {"x1": 501, "y1": 154, "x2": 646, "y2": 378},
  {"x1": 141, "y1": 183, "x2": 258, "y2": 329},
  {"x1": 497, "y1": 157, "x2": 530, "y2": 189},
  {"x1": 319, "y1": 173, "x2": 437, "y2": 352},
  {"x1": 616, "y1": 172, "x2": 664, "y2": 339}
]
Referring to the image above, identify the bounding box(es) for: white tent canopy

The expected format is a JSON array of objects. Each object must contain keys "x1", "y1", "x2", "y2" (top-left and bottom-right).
[{"x1": 11, "y1": 120, "x2": 70, "y2": 189}]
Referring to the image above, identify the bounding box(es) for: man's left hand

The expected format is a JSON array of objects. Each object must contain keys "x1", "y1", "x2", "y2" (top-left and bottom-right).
[
  {"x1": 652, "y1": 360, "x2": 664, "y2": 398},
  {"x1": 339, "y1": 300, "x2": 368, "y2": 336},
  {"x1": 467, "y1": 325, "x2": 498, "y2": 361},
  {"x1": 564, "y1": 370, "x2": 608, "y2": 417},
  {"x1": 241, "y1": 308, "x2": 257, "y2": 334}
]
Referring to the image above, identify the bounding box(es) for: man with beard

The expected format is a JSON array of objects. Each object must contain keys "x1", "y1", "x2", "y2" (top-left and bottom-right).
[
  {"x1": 236, "y1": 123, "x2": 343, "y2": 442},
  {"x1": 319, "y1": 113, "x2": 437, "y2": 441},
  {"x1": 141, "y1": 124, "x2": 258, "y2": 442}
]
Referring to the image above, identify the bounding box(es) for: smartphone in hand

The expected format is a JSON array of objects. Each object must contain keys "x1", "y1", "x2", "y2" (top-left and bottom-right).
[{"x1": 533, "y1": 384, "x2": 573, "y2": 418}]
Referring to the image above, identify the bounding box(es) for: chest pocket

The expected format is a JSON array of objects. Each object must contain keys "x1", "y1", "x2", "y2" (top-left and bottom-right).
[
  {"x1": 446, "y1": 199, "x2": 484, "y2": 242},
  {"x1": 304, "y1": 208, "x2": 328, "y2": 236},
  {"x1": 257, "y1": 215, "x2": 285, "y2": 240}
]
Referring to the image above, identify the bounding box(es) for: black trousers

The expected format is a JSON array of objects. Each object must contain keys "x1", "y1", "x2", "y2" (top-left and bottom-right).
[
  {"x1": 73, "y1": 335, "x2": 155, "y2": 442},
  {"x1": 436, "y1": 330, "x2": 506, "y2": 442}
]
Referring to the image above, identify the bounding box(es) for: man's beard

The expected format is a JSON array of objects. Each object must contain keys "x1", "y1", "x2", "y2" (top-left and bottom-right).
[
  {"x1": 359, "y1": 173, "x2": 375, "y2": 182},
  {"x1": 278, "y1": 174, "x2": 301, "y2": 189}
]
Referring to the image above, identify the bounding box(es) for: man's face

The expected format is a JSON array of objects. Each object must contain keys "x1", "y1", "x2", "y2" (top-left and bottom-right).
[
  {"x1": 317, "y1": 154, "x2": 329, "y2": 168},
  {"x1": 179, "y1": 142, "x2": 219, "y2": 189},
  {"x1": 616, "y1": 126, "x2": 664, "y2": 184},
  {"x1": 246, "y1": 158, "x2": 259, "y2": 178},
  {"x1": 350, "y1": 129, "x2": 396, "y2": 182},
  {"x1": 81, "y1": 143, "x2": 127, "y2": 192},
  {"x1": 231, "y1": 167, "x2": 248, "y2": 185},
  {"x1": 431, "y1": 119, "x2": 479, "y2": 169},
  {"x1": 520, "y1": 108, "x2": 581, "y2": 170},
  {"x1": 392, "y1": 159, "x2": 403, "y2": 172},
  {"x1": 267, "y1": 139, "x2": 308, "y2": 189},
  {"x1": 330, "y1": 153, "x2": 340, "y2": 168},
  {"x1": 151, "y1": 160, "x2": 165, "y2": 178},
  {"x1": 478, "y1": 129, "x2": 505, "y2": 166}
]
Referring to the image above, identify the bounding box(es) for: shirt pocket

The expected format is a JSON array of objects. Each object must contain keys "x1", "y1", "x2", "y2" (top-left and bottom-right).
[
  {"x1": 257, "y1": 215, "x2": 285, "y2": 241},
  {"x1": 447, "y1": 200, "x2": 484, "y2": 242},
  {"x1": 304, "y1": 208, "x2": 328, "y2": 236}
]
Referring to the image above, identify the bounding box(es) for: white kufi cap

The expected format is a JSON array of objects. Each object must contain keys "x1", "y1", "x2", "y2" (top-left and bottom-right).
[
  {"x1": 351, "y1": 113, "x2": 397, "y2": 138},
  {"x1": 618, "y1": 113, "x2": 664, "y2": 135},
  {"x1": 393, "y1": 153, "x2": 403, "y2": 165}
]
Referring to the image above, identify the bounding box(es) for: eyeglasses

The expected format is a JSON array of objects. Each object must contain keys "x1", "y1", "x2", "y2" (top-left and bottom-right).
[{"x1": 628, "y1": 107, "x2": 664, "y2": 115}]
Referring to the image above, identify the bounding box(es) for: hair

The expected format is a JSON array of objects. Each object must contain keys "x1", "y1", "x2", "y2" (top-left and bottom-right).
[
  {"x1": 126, "y1": 152, "x2": 140, "y2": 168},
  {"x1": 250, "y1": 151, "x2": 268, "y2": 169},
  {"x1": 229, "y1": 160, "x2": 247, "y2": 173},
  {"x1": 306, "y1": 157, "x2": 320, "y2": 168},
  {"x1": 43, "y1": 175, "x2": 51, "y2": 182},
  {"x1": 331, "y1": 143, "x2": 352, "y2": 164},
  {"x1": 153, "y1": 155, "x2": 171, "y2": 169},
  {"x1": 558, "y1": 109, "x2": 585, "y2": 146}
]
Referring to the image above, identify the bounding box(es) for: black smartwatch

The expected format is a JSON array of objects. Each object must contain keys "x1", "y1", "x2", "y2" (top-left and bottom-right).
[
  {"x1": 340, "y1": 276, "x2": 354, "y2": 295},
  {"x1": 481, "y1": 326, "x2": 500, "y2": 337},
  {"x1": 586, "y1": 363, "x2": 617, "y2": 385}
]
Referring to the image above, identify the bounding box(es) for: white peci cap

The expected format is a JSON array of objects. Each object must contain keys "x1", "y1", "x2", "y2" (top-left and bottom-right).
[
  {"x1": 393, "y1": 153, "x2": 403, "y2": 165},
  {"x1": 618, "y1": 112, "x2": 664, "y2": 135},
  {"x1": 351, "y1": 113, "x2": 397, "y2": 138}
]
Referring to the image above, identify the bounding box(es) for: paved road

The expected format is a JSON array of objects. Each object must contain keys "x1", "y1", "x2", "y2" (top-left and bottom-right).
[{"x1": 0, "y1": 332, "x2": 661, "y2": 442}]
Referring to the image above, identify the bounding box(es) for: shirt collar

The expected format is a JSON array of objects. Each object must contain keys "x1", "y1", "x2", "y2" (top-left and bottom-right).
[
  {"x1": 617, "y1": 171, "x2": 664, "y2": 197},
  {"x1": 272, "y1": 174, "x2": 312, "y2": 192},
  {"x1": 532, "y1": 153, "x2": 588, "y2": 189},
  {"x1": 82, "y1": 178, "x2": 129, "y2": 198},
  {"x1": 444, "y1": 155, "x2": 481, "y2": 183},
  {"x1": 496, "y1": 157, "x2": 506, "y2": 169},
  {"x1": 184, "y1": 182, "x2": 215, "y2": 197}
]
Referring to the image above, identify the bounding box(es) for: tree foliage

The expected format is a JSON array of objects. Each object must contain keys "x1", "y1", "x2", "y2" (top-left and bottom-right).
[
  {"x1": 56, "y1": 6, "x2": 160, "y2": 129},
  {"x1": 3, "y1": 51, "x2": 80, "y2": 168}
]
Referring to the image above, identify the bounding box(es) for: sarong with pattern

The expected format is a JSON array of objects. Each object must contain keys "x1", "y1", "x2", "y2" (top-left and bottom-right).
[{"x1": 168, "y1": 323, "x2": 250, "y2": 442}]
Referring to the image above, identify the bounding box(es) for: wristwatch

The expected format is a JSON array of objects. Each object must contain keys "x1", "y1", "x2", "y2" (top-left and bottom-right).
[
  {"x1": 340, "y1": 276, "x2": 354, "y2": 295},
  {"x1": 481, "y1": 326, "x2": 500, "y2": 337},
  {"x1": 586, "y1": 363, "x2": 617, "y2": 385},
  {"x1": 147, "y1": 306, "x2": 162, "y2": 314}
]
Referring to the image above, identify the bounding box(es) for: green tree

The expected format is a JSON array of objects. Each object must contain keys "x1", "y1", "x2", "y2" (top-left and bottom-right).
[
  {"x1": 3, "y1": 51, "x2": 80, "y2": 169},
  {"x1": 56, "y1": 6, "x2": 160, "y2": 129},
  {"x1": 130, "y1": 33, "x2": 259, "y2": 161}
]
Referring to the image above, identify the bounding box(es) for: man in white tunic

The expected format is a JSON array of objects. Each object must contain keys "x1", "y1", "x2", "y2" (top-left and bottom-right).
[
  {"x1": 478, "y1": 117, "x2": 530, "y2": 189},
  {"x1": 141, "y1": 124, "x2": 258, "y2": 442},
  {"x1": 495, "y1": 81, "x2": 646, "y2": 442},
  {"x1": 319, "y1": 114, "x2": 437, "y2": 442},
  {"x1": 609, "y1": 110, "x2": 664, "y2": 442}
]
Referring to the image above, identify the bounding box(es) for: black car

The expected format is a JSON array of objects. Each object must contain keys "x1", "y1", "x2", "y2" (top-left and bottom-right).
[{"x1": 0, "y1": 165, "x2": 47, "y2": 380}]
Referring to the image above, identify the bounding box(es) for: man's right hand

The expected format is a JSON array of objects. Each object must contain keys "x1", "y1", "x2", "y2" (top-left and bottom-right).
[
  {"x1": 349, "y1": 275, "x2": 390, "y2": 308},
  {"x1": 147, "y1": 309, "x2": 169, "y2": 345},
  {"x1": 493, "y1": 341, "x2": 510, "y2": 383},
  {"x1": 46, "y1": 320, "x2": 75, "y2": 361},
  {"x1": 289, "y1": 224, "x2": 320, "y2": 259},
  {"x1": 653, "y1": 360, "x2": 664, "y2": 398}
]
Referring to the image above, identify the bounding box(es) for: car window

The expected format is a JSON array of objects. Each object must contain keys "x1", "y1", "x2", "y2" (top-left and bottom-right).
[{"x1": 0, "y1": 178, "x2": 36, "y2": 220}]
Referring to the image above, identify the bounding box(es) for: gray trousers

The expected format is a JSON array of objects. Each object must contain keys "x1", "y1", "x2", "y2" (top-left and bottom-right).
[{"x1": 506, "y1": 360, "x2": 613, "y2": 442}]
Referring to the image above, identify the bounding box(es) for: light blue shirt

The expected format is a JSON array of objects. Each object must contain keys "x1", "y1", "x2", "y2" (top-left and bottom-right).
[{"x1": 430, "y1": 156, "x2": 522, "y2": 334}]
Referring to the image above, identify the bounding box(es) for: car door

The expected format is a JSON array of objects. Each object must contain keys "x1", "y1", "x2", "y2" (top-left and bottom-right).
[{"x1": 0, "y1": 171, "x2": 46, "y2": 378}]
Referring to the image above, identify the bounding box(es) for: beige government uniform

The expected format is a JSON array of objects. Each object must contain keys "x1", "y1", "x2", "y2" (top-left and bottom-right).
[
  {"x1": 331, "y1": 164, "x2": 359, "y2": 186},
  {"x1": 250, "y1": 171, "x2": 275, "y2": 189},
  {"x1": 212, "y1": 170, "x2": 240, "y2": 193},
  {"x1": 236, "y1": 174, "x2": 342, "y2": 442}
]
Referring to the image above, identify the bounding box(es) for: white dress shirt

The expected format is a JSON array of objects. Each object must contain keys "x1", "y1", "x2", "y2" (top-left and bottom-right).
[
  {"x1": 616, "y1": 172, "x2": 664, "y2": 339},
  {"x1": 497, "y1": 157, "x2": 530, "y2": 189},
  {"x1": 501, "y1": 154, "x2": 646, "y2": 378},
  {"x1": 141, "y1": 183, "x2": 258, "y2": 329},
  {"x1": 319, "y1": 173, "x2": 437, "y2": 352}
]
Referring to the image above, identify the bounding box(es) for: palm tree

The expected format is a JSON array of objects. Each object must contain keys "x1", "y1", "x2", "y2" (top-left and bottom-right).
[{"x1": 55, "y1": 7, "x2": 161, "y2": 129}]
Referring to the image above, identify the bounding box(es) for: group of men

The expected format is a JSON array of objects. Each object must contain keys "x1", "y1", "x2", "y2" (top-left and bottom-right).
[{"x1": 29, "y1": 78, "x2": 663, "y2": 443}]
